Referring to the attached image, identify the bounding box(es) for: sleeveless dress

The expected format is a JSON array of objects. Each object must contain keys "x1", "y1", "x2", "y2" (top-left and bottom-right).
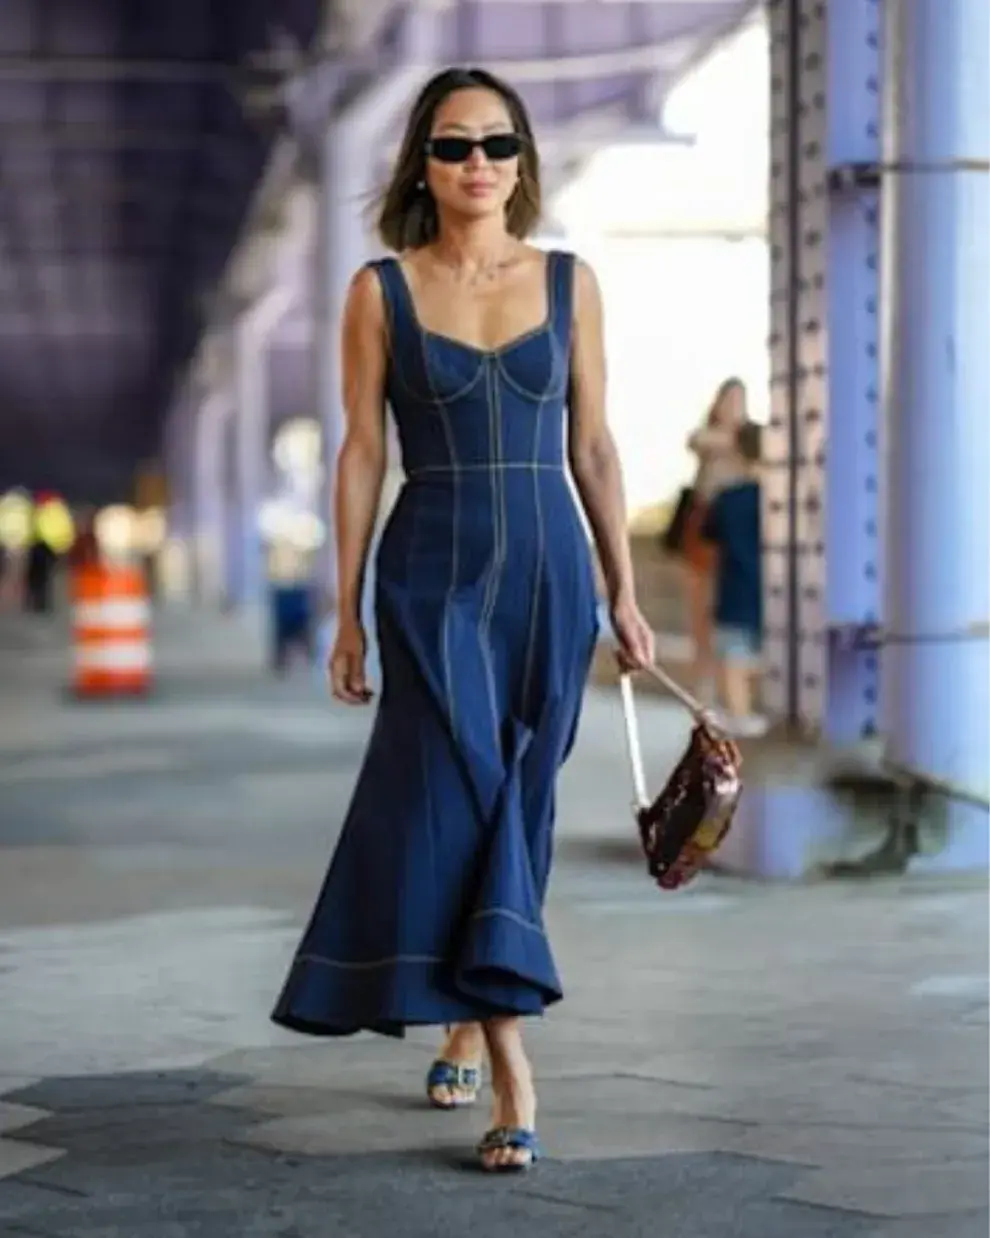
[{"x1": 272, "y1": 250, "x2": 599, "y2": 1037}]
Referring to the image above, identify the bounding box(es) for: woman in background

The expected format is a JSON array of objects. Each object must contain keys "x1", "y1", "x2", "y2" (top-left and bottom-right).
[
  {"x1": 702, "y1": 420, "x2": 767, "y2": 737},
  {"x1": 679, "y1": 377, "x2": 748, "y2": 701}
]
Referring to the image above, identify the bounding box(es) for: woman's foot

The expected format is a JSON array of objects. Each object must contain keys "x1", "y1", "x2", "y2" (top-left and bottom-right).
[
  {"x1": 426, "y1": 1023, "x2": 485, "y2": 1109},
  {"x1": 477, "y1": 1125, "x2": 541, "y2": 1172},
  {"x1": 480, "y1": 1019, "x2": 538, "y2": 1171}
]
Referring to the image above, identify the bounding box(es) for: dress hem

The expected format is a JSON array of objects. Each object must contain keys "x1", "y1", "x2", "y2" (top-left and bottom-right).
[{"x1": 269, "y1": 1005, "x2": 553, "y2": 1041}]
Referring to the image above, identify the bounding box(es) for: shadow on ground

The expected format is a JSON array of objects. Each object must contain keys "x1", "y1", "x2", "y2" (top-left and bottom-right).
[
  {"x1": 1, "y1": 1066, "x2": 954, "y2": 1238},
  {"x1": 2, "y1": 1067, "x2": 988, "y2": 1238}
]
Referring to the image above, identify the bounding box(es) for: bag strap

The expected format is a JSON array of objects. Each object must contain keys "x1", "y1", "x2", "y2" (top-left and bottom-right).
[
  {"x1": 619, "y1": 674, "x2": 650, "y2": 809},
  {"x1": 641, "y1": 661, "x2": 711, "y2": 723},
  {"x1": 619, "y1": 661, "x2": 725, "y2": 810}
]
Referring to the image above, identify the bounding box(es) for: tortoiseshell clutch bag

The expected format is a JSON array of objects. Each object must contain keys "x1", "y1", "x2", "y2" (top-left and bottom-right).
[{"x1": 620, "y1": 665, "x2": 742, "y2": 890}]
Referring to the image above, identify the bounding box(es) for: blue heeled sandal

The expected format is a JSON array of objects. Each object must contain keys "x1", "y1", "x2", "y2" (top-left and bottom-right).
[
  {"x1": 426, "y1": 1059, "x2": 482, "y2": 1110},
  {"x1": 477, "y1": 1126, "x2": 541, "y2": 1172}
]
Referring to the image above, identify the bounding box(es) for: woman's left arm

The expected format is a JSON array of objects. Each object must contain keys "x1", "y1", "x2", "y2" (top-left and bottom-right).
[{"x1": 568, "y1": 258, "x2": 654, "y2": 671}]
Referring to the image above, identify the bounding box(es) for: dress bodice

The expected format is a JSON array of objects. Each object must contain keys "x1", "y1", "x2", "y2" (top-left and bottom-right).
[{"x1": 370, "y1": 251, "x2": 574, "y2": 479}]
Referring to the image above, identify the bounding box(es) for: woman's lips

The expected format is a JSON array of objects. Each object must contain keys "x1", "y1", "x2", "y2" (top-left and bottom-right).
[{"x1": 462, "y1": 182, "x2": 495, "y2": 197}]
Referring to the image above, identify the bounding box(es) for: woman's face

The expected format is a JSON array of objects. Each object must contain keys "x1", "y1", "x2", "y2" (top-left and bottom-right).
[
  {"x1": 425, "y1": 88, "x2": 520, "y2": 225},
  {"x1": 712, "y1": 382, "x2": 747, "y2": 428}
]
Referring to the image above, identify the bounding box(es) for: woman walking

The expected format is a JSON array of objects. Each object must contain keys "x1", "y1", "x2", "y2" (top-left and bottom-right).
[
  {"x1": 272, "y1": 67, "x2": 654, "y2": 1171},
  {"x1": 679, "y1": 377, "x2": 749, "y2": 700}
]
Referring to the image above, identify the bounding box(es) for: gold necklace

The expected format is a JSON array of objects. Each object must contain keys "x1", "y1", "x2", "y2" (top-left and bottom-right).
[{"x1": 431, "y1": 245, "x2": 520, "y2": 288}]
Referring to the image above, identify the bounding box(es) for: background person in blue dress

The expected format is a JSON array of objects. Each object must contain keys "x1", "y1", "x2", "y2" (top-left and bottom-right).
[
  {"x1": 702, "y1": 420, "x2": 767, "y2": 737},
  {"x1": 272, "y1": 67, "x2": 654, "y2": 1172}
]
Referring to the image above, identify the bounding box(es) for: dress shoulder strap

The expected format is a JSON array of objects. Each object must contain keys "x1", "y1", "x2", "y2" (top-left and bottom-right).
[
  {"x1": 547, "y1": 249, "x2": 576, "y2": 351},
  {"x1": 366, "y1": 256, "x2": 415, "y2": 350}
]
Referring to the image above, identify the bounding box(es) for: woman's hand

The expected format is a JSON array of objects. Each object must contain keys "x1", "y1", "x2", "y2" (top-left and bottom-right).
[
  {"x1": 611, "y1": 594, "x2": 655, "y2": 673},
  {"x1": 689, "y1": 425, "x2": 736, "y2": 457},
  {"x1": 328, "y1": 617, "x2": 373, "y2": 705}
]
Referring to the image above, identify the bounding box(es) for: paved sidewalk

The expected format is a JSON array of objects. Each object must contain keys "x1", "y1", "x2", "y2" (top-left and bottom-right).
[{"x1": 0, "y1": 607, "x2": 986, "y2": 1237}]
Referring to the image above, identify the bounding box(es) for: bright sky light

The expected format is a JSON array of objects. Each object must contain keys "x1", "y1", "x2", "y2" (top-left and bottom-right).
[{"x1": 550, "y1": 15, "x2": 771, "y2": 515}]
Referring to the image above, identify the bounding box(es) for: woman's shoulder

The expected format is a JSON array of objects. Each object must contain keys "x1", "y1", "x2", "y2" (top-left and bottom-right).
[
  {"x1": 355, "y1": 254, "x2": 398, "y2": 279},
  {"x1": 348, "y1": 262, "x2": 384, "y2": 294},
  {"x1": 344, "y1": 262, "x2": 390, "y2": 326}
]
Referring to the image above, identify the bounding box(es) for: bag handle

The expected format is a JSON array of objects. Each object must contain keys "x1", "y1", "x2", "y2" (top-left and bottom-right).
[
  {"x1": 619, "y1": 674, "x2": 650, "y2": 810},
  {"x1": 619, "y1": 661, "x2": 723, "y2": 811},
  {"x1": 641, "y1": 661, "x2": 711, "y2": 723}
]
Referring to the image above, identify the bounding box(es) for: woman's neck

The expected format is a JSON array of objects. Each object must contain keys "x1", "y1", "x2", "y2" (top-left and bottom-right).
[{"x1": 431, "y1": 216, "x2": 517, "y2": 274}]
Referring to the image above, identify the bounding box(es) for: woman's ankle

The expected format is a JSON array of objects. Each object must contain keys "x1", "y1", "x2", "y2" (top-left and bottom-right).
[
  {"x1": 484, "y1": 1020, "x2": 535, "y2": 1116},
  {"x1": 442, "y1": 1022, "x2": 485, "y2": 1062}
]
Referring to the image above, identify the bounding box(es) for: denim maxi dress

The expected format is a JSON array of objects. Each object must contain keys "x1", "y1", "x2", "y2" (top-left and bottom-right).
[{"x1": 272, "y1": 250, "x2": 599, "y2": 1037}]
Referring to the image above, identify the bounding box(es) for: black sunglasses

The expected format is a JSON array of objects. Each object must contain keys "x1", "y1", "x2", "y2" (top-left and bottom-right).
[{"x1": 425, "y1": 133, "x2": 523, "y2": 164}]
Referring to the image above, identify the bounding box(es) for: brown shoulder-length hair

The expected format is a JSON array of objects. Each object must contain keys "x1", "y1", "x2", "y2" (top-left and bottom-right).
[
  {"x1": 706, "y1": 376, "x2": 746, "y2": 426},
  {"x1": 375, "y1": 67, "x2": 542, "y2": 253}
]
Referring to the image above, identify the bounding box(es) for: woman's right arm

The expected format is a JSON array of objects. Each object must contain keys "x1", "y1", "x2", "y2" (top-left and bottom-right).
[
  {"x1": 688, "y1": 425, "x2": 736, "y2": 457},
  {"x1": 334, "y1": 266, "x2": 388, "y2": 626}
]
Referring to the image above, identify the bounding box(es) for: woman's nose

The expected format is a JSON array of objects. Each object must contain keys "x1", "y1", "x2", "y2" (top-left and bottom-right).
[{"x1": 465, "y1": 144, "x2": 488, "y2": 168}]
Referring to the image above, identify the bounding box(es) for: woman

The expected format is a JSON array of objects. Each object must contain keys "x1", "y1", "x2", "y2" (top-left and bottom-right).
[
  {"x1": 272, "y1": 67, "x2": 654, "y2": 1172},
  {"x1": 679, "y1": 378, "x2": 748, "y2": 700}
]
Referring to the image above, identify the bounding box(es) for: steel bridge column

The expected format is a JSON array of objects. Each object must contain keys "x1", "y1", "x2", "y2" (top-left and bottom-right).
[
  {"x1": 881, "y1": 0, "x2": 990, "y2": 865},
  {"x1": 192, "y1": 389, "x2": 231, "y2": 607},
  {"x1": 161, "y1": 390, "x2": 198, "y2": 601},
  {"x1": 310, "y1": 7, "x2": 439, "y2": 612},
  {"x1": 228, "y1": 292, "x2": 297, "y2": 608},
  {"x1": 312, "y1": 118, "x2": 371, "y2": 607},
  {"x1": 226, "y1": 318, "x2": 267, "y2": 606},
  {"x1": 765, "y1": 0, "x2": 882, "y2": 742}
]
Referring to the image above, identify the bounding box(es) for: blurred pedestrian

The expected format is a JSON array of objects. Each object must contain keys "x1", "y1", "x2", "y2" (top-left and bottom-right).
[
  {"x1": 24, "y1": 537, "x2": 56, "y2": 614},
  {"x1": 678, "y1": 377, "x2": 749, "y2": 701},
  {"x1": 702, "y1": 419, "x2": 767, "y2": 737},
  {"x1": 67, "y1": 507, "x2": 100, "y2": 570}
]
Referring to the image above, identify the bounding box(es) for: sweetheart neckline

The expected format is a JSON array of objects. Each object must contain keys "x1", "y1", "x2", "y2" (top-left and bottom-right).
[
  {"x1": 390, "y1": 257, "x2": 554, "y2": 359},
  {"x1": 421, "y1": 320, "x2": 552, "y2": 358}
]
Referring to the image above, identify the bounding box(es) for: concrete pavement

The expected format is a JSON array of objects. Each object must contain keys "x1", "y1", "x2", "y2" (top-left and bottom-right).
[{"x1": 0, "y1": 605, "x2": 987, "y2": 1236}]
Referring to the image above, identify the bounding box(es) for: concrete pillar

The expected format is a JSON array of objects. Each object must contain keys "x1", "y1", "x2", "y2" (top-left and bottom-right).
[
  {"x1": 192, "y1": 390, "x2": 231, "y2": 606},
  {"x1": 880, "y1": 0, "x2": 990, "y2": 864}
]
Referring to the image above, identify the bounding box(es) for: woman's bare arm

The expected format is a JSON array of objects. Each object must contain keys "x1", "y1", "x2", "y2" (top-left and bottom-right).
[
  {"x1": 335, "y1": 266, "x2": 388, "y2": 625},
  {"x1": 688, "y1": 425, "x2": 736, "y2": 456},
  {"x1": 567, "y1": 259, "x2": 635, "y2": 608}
]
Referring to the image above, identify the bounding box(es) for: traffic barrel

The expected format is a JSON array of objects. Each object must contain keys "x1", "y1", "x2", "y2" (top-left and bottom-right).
[{"x1": 70, "y1": 563, "x2": 152, "y2": 696}]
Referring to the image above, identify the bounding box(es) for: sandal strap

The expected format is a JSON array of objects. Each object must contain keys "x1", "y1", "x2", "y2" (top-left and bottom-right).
[
  {"x1": 427, "y1": 1060, "x2": 481, "y2": 1091},
  {"x1": 477, "y1": 1127, "x2": 541, "y2": 1159}
]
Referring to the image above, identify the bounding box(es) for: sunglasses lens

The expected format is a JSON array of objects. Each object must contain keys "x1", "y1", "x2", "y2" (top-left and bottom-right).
[
  {"x1": 482, "y1": 134, "x2": 522, "y2": 161},
  {"x1": 428, "y1": 137, "x2": 474, "y2": 163},
  {"x1": 426, "y1": 134, "x2": 523, "y2": 164}
]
